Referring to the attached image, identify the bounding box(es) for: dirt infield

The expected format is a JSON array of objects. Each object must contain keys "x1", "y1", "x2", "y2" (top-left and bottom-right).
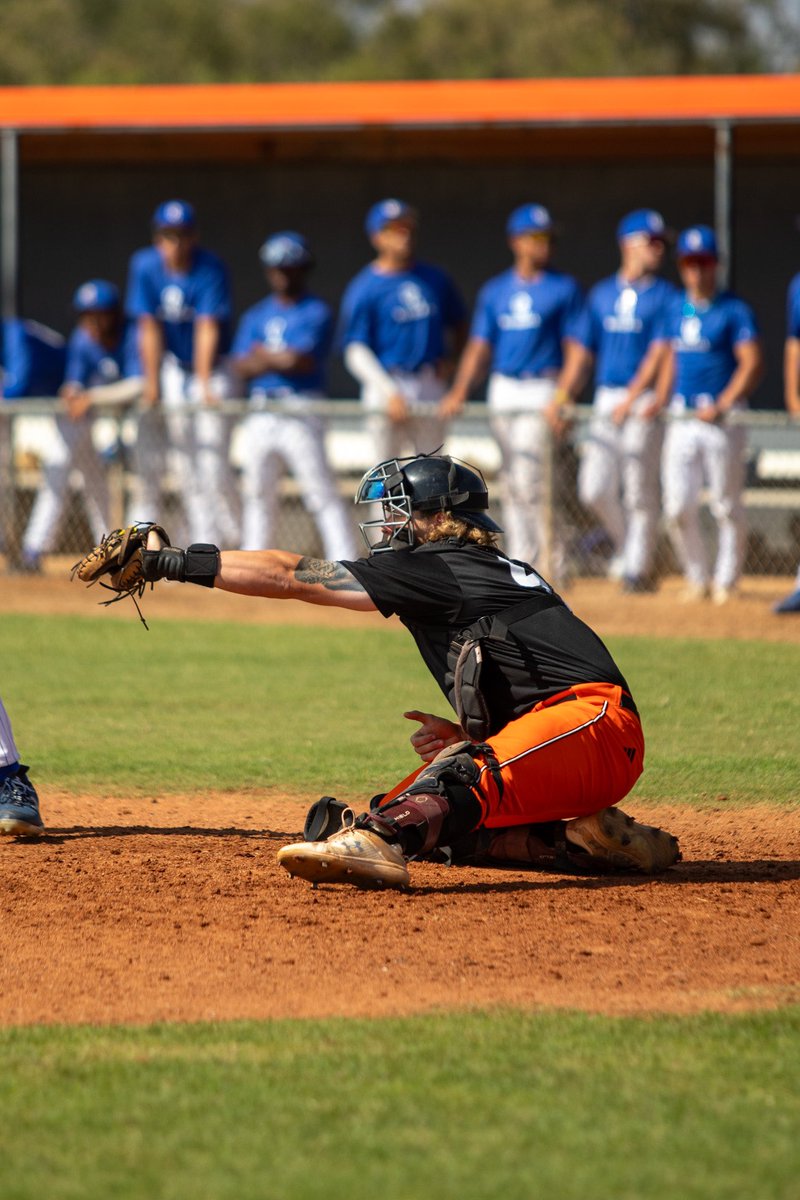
[
  {"x1": 1, "y1": 568, "x2": 799, "y2": 1026},
  {"x1": 3, "y1": 796, "x2": 799, "y2": 1026}
]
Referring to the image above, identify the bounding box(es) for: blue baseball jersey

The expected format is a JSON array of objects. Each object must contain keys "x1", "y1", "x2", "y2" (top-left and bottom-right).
[
  {"x1": 125, "y1": 245, "x2": 232, "y2": 366},
  {"x1": 2, "y1": 319, "x2": 66, "y2": 399},
  {"x1": 470, "y1": 268, "x2": 584, "y2": 377},
  {"x1": 786, "y1": 272, "x2": 800, "y2": 338},
  {"x1": 64, "y1": 323, "x2": 141, "y2": 388},
  {"x1": 574, "y1": 274, "x2": 678, "y2": 388},
  {"x1": 338, "y1": 261, "x2": 466, "y2": 371},
  {"x1": 660, "y1": 290, "x2": 759, "y2": 409},
  {"x1": 232, "y1": 293, "x2": 332, "y2": 395}
]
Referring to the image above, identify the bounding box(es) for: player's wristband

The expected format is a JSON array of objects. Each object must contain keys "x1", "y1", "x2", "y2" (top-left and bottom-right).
[
  {"x1": 185, "y1": 544, "x2": 220, "y2": 587},
  {"x1": 141, "y1": 544, "x2": 220, "y2": 587},
  {"x1": 553, "y1": 388, "x2": 572, "y2": 407}
]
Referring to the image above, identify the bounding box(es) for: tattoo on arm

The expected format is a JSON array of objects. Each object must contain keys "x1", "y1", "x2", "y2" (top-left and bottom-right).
[{"x1": 295, "y1": 557, "x2": 366, "y2": 593}]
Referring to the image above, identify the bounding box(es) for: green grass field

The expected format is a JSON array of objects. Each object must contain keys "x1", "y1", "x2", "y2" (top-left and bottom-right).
[
  {"x1": 2, "y1": 612, "x2": 800, "y2": 803},
  {"x1": 1, "y1": 613, "x2": 799, "y2": 1199},
  {"x1": 1, "y1": 1011, "x2": 799, "y2": 1200}
]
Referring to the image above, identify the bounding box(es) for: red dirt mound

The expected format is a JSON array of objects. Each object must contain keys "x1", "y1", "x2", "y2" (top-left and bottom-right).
[{"x1": 1, "y1": 795, "x2": 798, "y2": 1026}]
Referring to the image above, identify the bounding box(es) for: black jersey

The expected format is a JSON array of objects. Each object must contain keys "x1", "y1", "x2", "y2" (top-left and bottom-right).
[{"x1": 343, "y1": 540, "x2": 631, "y2": 727}]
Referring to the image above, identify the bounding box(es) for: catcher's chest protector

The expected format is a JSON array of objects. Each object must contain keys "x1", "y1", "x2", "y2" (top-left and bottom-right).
[{"x1": 445, "y1": 594, "x2": 561, "y2": 740}]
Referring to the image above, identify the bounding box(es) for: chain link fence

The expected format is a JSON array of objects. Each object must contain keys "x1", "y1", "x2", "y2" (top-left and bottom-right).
[{"x1": 1, "y1": 399, "x2": 799, "y2": 581}]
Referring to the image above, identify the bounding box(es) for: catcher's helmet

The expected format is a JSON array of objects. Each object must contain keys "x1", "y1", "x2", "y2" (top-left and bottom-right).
[{"x1": 355, "y1": 454, "x2": 502, "y2": 552}]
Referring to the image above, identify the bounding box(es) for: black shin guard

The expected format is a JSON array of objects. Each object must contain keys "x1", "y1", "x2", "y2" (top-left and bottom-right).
[{"x1": 361, "y1": 750, "x2": 485, "y2": 858}]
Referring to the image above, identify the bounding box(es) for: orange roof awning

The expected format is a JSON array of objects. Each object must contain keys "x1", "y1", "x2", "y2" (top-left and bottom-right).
[{"x1": 1, "y1": 75, "x2": 799, "y2": 132}]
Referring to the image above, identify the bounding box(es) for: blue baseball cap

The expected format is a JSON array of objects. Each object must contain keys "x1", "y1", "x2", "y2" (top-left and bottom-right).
[
  {"x1": 365, "y1": 199, "x2": 417, "y2": 237},
  {"x1": 259, "y1": 231, "x2": 314, "y2": 270},
  {"x1": 152, "y1": 199, "x2": 196, "y2": 231},
  {"x1": 72, "y1": 279, "x2": 120, "y2": 312},
  {"x1": 676, "y1": 225, "x2": 718, "y2": 259},
  {"x1": 617, "y1": 209, "x2": 669, "y2": 241},
  {"x1": 506, "y1": 204, "x2": 555, "y2": 237}
]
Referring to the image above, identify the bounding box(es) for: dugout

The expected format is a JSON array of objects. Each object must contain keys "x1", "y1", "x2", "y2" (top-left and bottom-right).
[{"x1": 1, "y1": 74, "x2": 800, "y2": 402}]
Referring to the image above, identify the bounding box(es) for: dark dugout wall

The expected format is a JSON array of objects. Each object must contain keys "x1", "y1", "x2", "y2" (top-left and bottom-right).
[{"x1": 11, "y1": 144, "x2": 799, "y2": 407}]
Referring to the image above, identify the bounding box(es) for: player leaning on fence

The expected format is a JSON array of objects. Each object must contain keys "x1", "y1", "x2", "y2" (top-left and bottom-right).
[{"x1": 73, "y1": 453, "x2": 681, "y2": 888}]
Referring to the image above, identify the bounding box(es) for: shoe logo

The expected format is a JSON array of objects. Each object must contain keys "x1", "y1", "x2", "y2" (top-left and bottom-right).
[{"x1": 624, "y1": 747, "x2": 636, "y2": 762}]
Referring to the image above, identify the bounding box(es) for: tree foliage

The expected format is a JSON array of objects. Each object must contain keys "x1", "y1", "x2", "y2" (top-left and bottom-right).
[{"x1": 0, "y1": 0, "x2": 795, "y2": 85}]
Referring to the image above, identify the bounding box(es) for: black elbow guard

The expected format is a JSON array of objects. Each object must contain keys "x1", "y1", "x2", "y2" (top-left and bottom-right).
[{"x1": 141, "y1": 543, "x2": 220, "y2": 587}]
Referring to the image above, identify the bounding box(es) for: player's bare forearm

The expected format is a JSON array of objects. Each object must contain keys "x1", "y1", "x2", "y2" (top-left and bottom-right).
[
  {"x1": 193, "y1": 316, "x2": 220, "y2": 384},
  {"x1": 652, "y1": 346, "x2": 676, "y2": 414},
  {"x1": 716, "y1": 341, "x2": 764, "y2": 413},
  {"x1": 556, "y1": 339, "x2": 590, "y2": 398},
  {"x1": 215, "y1": 551, "x2": 377, "y2": 611},
  {"x1": 784, "y1": 338, "x2": 800, "y2": 415},
  {"x1": 446, "y1": 338, "x2": 492, "y2": 407},
  {"x1": 628, "y1": 340, "x2": 668, "y2": 399},
  {"x1": 234, "y1": 346, "x2": 315, "y2": 378},
  {"x1": 138, "y1": 316, "x2": 163, "y2": 403}
]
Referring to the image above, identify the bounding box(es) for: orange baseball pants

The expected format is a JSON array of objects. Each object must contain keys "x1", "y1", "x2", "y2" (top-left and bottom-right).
[{"x1": 382, "y1": 682, "x2": 644, "y2": 827}]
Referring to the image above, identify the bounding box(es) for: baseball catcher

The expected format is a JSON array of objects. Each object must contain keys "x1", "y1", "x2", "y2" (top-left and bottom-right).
[{"x1": 72, "y1": 454, "x2": 681, "y2": 886}]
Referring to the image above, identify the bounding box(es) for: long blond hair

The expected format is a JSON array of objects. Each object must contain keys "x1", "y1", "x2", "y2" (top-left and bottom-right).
[{"x1": 421, "y1": 513, "x2": 499, "y2": 547}]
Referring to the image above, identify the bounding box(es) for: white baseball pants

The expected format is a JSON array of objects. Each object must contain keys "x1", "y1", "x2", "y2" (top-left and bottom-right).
[
  {"x1": 662, "y1": 415, "x2": 747, "y2": 591},
  {"x1": 0, "y1": 695, "x2": 20, "y2": 769},
  {"x1": 240, "y1": 410, "x2": 357, "y2": 560},
  {"x1": 577, "y1": 387, "x2": 664, "y2": 581},
  {"x1": 127, "y1": 358, "x2": 240, "y2": 548},
  {"x1": 363, "y1": 365, "x2": 448, "y2": 462},
  {"x1": 22, "y1": 415, "x2": 111, "y2": 556},
  {"x1": 488, "y1": 375, "x2": 568, "y2": 584}
]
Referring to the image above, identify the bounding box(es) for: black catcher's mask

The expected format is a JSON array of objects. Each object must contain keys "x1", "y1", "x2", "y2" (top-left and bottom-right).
[{"x1": 354, "y1": 453, "x2": 503, "y2": 552}]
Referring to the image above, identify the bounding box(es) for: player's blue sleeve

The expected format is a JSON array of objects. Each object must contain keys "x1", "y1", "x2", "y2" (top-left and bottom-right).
[
  {"x1": 786, "y1": 275, "x2": 800, "y2": 339},
  {"x1": 647, "y1": 285, "x2": 677, "y2": 345},
  {"x1": 302, "y1": 305, "x2": 333, "y2": 359},
  {"x1": 653, "y1": 292, "x2": 680, "y2": 343},
  {"x1": 193, "y1": 258, "x2": 231, "y2": 320},
  {"x1": 124, "y1": 250, "x2": 158, "y2": 318},
  {"x1": 231, "y1": 308, "x2": 258, "y2": 357},
  {"x1": 338, "y1": 278, "x2": 373, "y2": 349},
  {"x1": 570, "y1": 294, "x2": 597, "y2": 352},
  {"x1": 468, "y1": 281, "x2": 497, "y2": 344},
  {"x1": 2, "y1": 319, "x2": 66, "y2": 398},
  {"x1": 121, "y1": 321, "x2": 142, "y2": 377},
  {"x1": 561, "y1": 277, "x2": 586, "y2": 340},
  {"x1": 63, "y1": 332, "x2": 92, "y2": 387}
]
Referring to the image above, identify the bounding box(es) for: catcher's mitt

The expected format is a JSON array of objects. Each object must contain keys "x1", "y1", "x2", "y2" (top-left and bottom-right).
[{"x1": 71, "y1": 522, "x2": 169, "y2": 628}]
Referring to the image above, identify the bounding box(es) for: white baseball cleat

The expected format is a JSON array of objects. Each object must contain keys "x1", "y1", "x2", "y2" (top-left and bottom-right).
[
  {"x1": 277, "y1": 827, "x2": 410, "y2": 888},
  {"x1": 565, "y1": 807, "x2": 680, "y2": 873}
]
